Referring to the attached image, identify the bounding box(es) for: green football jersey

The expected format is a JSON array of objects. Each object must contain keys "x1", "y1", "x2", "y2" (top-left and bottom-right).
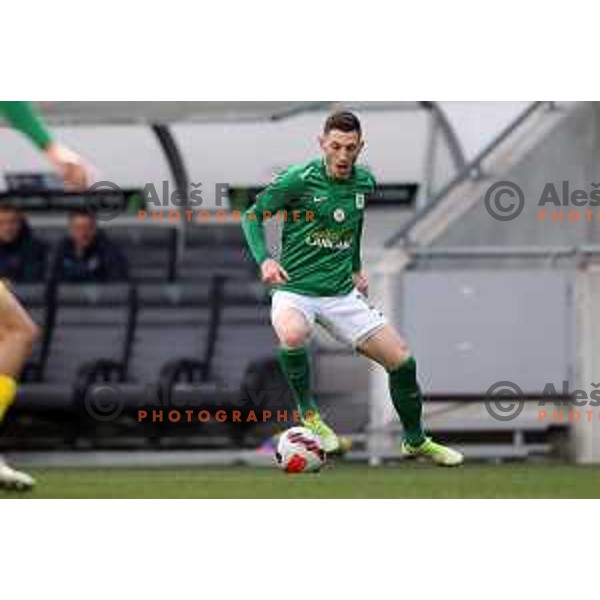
[{"x1": 242, "y1": 158, "x2": 376, "y2": 297}]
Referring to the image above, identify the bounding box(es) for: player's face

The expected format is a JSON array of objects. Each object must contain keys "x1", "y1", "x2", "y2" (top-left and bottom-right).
[
  {"x1": 0, "y1": 211, "x2": 22, "y2": 244},
  {"x1": 70, "y1": 215, "x2": 97, "y2": 249},
  {"x1": 319, "y1": 130, "x2": 364, "y2": 179}
]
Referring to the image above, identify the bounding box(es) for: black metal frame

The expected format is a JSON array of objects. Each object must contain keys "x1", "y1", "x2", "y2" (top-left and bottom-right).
[{"x1": 385, "y1": 101, "x2": 551, "y2": 248}]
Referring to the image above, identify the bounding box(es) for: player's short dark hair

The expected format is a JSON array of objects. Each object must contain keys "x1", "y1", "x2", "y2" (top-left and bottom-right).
[
  {"x1": 324, "y1": 111, "x2": 362, "y2": 136},
  {"x1": 69, "y1": 207, "x2": 96, "y2": 222}
]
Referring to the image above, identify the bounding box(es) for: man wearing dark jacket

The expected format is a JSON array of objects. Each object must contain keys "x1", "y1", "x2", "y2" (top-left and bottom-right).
[
  {"x1": 51, "y1": 209, "x2": 129, "y2": 283},
  {"x1": 0, "y1": 205, "x2": 47, "y2": 283}
]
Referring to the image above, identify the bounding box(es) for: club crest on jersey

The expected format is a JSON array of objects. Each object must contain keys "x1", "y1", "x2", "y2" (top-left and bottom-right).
[
  {"x1": 356, "y1": 194, "x2": 365, "y2": 210},
  {"x1": 333, "y1": 208, "x2": 346, "y2": 223}
]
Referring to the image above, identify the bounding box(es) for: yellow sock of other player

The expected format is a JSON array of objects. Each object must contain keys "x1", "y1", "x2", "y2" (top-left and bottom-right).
[{"x1": 0, "y1": 375, "x2": 17, "y2": 422}]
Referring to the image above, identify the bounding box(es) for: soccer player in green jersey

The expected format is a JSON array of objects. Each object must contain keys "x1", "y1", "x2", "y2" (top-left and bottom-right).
[
  {"x1": 243, "y1": 111, "x2": 463, "y2": 466},
  {"x1": 0, "y1": 101, "x2": 93, "y2": 490}
]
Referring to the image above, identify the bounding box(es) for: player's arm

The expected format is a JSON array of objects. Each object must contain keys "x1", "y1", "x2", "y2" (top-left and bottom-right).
[
  {"x1": 242, "y1": 169, "x2": 299, "y2": 285},
  {"x1": 352, "y1": 214, "x2": 364, "y2": 274},
  {"x1": 0, "y1": 101, "x2": 92, "y2": 190},
  {"x1": 352, "y1": 215, "x2": 369, "y2": 295},
  {"x1": 352, "y1": 173, "x2": 376, "y2": 295},
  {"x1": 0, "y1": 101, "x2": 53, "y2": 150}
]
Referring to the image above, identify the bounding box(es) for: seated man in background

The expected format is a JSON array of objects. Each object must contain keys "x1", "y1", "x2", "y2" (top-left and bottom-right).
[
  {"x1": 51, "y1": 209, "x2": 129, "y2": 283},
  {"x1": 0, "y1": 205, "x2": 47, "y2": 283}
]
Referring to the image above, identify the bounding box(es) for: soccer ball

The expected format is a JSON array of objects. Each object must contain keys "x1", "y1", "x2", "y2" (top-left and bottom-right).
[{"x1": 276, "y1": 427, "x2": 326, "y2": 473}]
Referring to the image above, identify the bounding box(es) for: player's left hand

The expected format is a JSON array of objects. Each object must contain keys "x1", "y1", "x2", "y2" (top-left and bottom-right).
[
  {"x1": 45, "y1": 142, "x2": 95, "y2": 191},
  {"x1": 353, "y1": 271, "x2": 369, "y2": 296}
]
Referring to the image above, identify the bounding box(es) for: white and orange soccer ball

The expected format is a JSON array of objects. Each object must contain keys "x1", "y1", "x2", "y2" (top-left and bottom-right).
[{"x1": 275, "y1": 427, "x2": 326, "y2": 473}]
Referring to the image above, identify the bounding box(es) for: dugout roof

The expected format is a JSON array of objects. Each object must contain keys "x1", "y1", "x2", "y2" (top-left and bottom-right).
[{"x1": 35, "y1": 101, "x2": 423, "y2": 125}]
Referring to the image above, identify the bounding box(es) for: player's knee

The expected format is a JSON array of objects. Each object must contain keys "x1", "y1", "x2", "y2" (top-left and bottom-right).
[
  {"x1": 13, "y1": 316, "x2": 40, "y2": 349},
  {"x1": 273, "y1": 311, "x2": 311, "y2": 349},
  {"x1": 279, "y1": 329, "x2": 309, "y2": 350},
  {"x1": 26, "y1": 321, "x2": 41, "y2": 346}
]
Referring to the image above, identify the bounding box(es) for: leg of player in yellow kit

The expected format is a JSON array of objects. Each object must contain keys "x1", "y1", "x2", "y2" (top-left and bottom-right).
[{"x1": 0, "y1": 282, "x2": 40, "y2": 491}]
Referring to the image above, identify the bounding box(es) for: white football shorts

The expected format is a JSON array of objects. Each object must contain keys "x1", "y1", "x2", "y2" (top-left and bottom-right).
[{"x1": 271, "y1": 288, "x2": 388, "y2": 348}]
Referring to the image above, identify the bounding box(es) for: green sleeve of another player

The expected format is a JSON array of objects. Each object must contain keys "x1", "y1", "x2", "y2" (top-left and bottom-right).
[
  {"x1": 242, "y1": 168, "x2": 302, "y2": 265},
  {"x1": 0, "y1": 101, "x2": 53, "y2": 150}
]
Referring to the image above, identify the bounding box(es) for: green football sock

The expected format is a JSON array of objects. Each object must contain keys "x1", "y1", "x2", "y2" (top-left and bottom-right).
[
  {"x1": 278, "y1": 347, "x2": 319, "y2": 421},
  {"x1": 389, "y1": 357, "x2": 426, "y2": 447}
]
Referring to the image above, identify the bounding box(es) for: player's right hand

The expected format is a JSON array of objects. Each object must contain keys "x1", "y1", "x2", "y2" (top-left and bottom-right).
[
  {"x1": 45, "y1": 142, "x2": 95, "y2": 191},
  {"x1": 261, "y1": 259, "x2": 290, "y2": 286}
]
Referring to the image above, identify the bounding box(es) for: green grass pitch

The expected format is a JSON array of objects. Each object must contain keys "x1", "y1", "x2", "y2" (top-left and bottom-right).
[{"x1": 3, "y1": 464, "x2": 600, "y2": 498}]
